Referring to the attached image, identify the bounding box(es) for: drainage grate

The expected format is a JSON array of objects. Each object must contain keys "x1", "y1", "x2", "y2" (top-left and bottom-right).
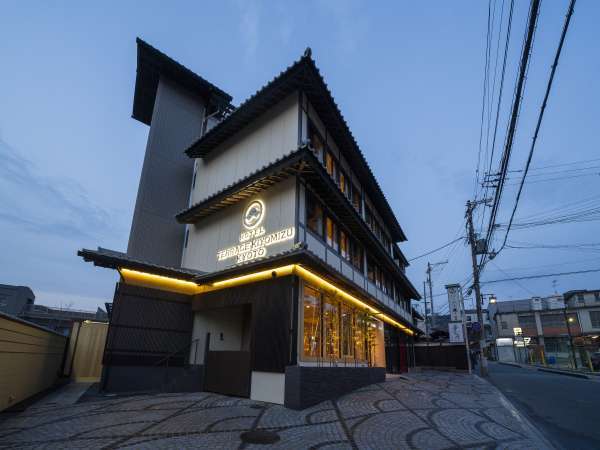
[
  {"x1": 240, "y1": 430, "x2": 280, "y2": 444},
  {"x1": 249, "y1": 404, "x2": 265, "y2": 409}
]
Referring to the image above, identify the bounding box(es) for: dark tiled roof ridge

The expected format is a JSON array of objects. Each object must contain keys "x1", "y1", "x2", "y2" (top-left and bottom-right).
[
  {"x1": 78, "y1": 247, "x2": 205, "y2": 278},
  {"x1": 136, "y1": 37, "x2": 233, "y2": 103},
  {"x1": 183, "y1": 49, "x2": 406, "y2": 241}
]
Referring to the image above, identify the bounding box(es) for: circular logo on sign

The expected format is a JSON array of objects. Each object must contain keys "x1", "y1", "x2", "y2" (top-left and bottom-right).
[{"x1": 243, "y1": 200, "x2": 265, "y2": 230}]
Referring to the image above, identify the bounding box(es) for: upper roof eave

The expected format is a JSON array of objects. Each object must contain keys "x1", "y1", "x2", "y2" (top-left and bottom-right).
[
  {"x1": 184, "y1": 49, "x2": 407, "y2": 242},
  {"x1": 132, "y1": 38, "x2": 233, "y2": 126}
]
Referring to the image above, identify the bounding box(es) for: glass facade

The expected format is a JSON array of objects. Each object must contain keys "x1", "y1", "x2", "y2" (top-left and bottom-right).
[
  {"x1": 302, "y1": 286, "x2": 322, "y2": 358},
  {"x1": 301, "y1": 284, "x2": 375, "y2": 363}
]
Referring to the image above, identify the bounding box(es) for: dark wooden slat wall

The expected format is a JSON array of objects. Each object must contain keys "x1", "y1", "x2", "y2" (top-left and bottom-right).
[
  {"x1": 192, "y1": 276, "x2": 295, "y2": 373},
  {"x1": 104, "y1": 283, "x2": 194, "y2": 366}
]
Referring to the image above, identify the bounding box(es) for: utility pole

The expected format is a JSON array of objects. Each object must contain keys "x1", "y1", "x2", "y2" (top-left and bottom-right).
[
  {"x1": 423, "y1": 281, "x2": 430, "y2": 335},
  {"x1": 466, "y1": 200, "x2": 489, "y2": 376},
  {"x1": 426, "y1": 261, "x2": 447, "y2": 332},
  {"x1": 427, "y1": 263, "x2": 435, "y2": 330}
]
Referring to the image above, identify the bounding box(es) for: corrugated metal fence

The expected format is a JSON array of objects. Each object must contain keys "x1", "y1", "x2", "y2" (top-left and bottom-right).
[{"x1": 0, "y1": 312, "x2": 67, "y2": 411}]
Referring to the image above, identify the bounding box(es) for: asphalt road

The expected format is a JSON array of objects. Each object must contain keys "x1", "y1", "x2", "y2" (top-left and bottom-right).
[{"x1": 487, "y1": 361, "x2": 600, "y2": 450}]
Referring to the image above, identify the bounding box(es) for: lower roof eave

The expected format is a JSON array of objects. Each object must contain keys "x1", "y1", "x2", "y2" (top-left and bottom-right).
[
  {"x1": 78, "y1": 246, "x2": 419, "y2": 333},
  {"x1": 193, "y1": 247, "x2": 419, "y2": 333}
]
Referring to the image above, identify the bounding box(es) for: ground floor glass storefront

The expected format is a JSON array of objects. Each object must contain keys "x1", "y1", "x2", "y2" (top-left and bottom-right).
[{"x1": 301, "y1": 284, "x2": 384, "y2": 366}]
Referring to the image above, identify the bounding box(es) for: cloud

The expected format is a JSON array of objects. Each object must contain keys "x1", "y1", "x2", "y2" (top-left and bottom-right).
[
  {"x1": 318, "y1": 0, "x2": 370, "y2": 55},
  {"x1": 0, "y1": 139, "x2": 120, "y2": 241},
  {"x1": 238, "y1": 0, "x2": 261, "y2": 61}
]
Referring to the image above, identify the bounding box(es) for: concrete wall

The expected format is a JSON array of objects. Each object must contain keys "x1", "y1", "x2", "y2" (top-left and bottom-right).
[
  {"x1": 191, "y1": 93, "x2": 299, "y2": 204},
  {"x1": 128, "y1": 77, "x2": 206, "y2": 267},
  {"x1": 183, "y1": 177, "x2": 296, "y2": 273},
  {"x1": 189, "y1": 306, "x2": 250, "y2": 364},
  {"x1": 0, "y1": 313, "x2": 67, "y2": 411}
]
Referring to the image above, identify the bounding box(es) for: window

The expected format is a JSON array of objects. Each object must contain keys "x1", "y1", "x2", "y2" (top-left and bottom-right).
[
  {"x1": 309, "y1": 121, "x2": 324, "y2": 159},
  {"x1": 354, "y1": 313, "x2": 366, "y2": 360},
  {"x1": 365, "y1": 206, "x2": 374, "y2": 230},
  {"x1": 303, "y1": 286, "x2": 322, "y2": 358},
  {"x1": 184, "y1": 228, "x2": 189, "y2": 248},
  {"x1": 501, "y1": 321, "x2": 508, "y2": 330},
  {"x1": 367, "y1": 256, "x2": 376, "y2": 283},
  {"x1": 302, "y1": 284, "x2": 369, "y2": 363},
  {"x1": 325, "y1": 217, "x2": 338, "y2": 251},
  {"x1": 306, "y1": 192, "x2": 324, "y2": 237},
  {"x1": 341, "y1": 303, "x2": 353, "y2": 358},
  {"x1": 352, "y1": 185, "x2": 362, "y2": 213},
  {"x1": 323, "y1": 296, "x2": 340, "y2": 359},
  {"x1": 595, "y1": 293, "x2": 600, "y2": 301},
  {"x1": 382, "y1": 271, "x2": 392, "y2": 296},
  {"x1": 577, "y1": 294, "x2": 585, "y2": 304},
  {"x1": 339, "y1": 229, "x2": 350, "y2": 261},
  {"x1": 590, "y1": 311, "x2": 600, "y2": 328},
  {"x1": 351, "y1": 239, "x2": 364, "y2": 271},
  {"x1": 339, "y1": 169, "x2": 350, "y2": 199},
  {"x1": 325, "y1": 151, "x2": 337, "y2": 180}
]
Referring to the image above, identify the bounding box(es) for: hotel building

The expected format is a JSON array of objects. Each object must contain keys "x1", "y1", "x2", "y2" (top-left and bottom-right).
[{"x1": 79, "y1": 39, "x2": 421, "y2": 408}]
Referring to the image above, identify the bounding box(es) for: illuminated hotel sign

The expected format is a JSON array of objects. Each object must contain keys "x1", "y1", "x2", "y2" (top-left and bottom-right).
[{"x1": 217, "y1": 200, "x2": 295, "y2": 264}]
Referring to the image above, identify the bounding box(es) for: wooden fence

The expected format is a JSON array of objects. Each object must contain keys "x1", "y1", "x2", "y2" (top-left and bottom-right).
[{"x1": 63, "y1": 321, "x2": 108, "y2": 382}]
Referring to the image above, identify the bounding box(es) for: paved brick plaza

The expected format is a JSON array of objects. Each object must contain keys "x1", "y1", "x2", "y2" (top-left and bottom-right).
[{"x1": 0, "y1": 372, "x2": 550, "y2": 449}]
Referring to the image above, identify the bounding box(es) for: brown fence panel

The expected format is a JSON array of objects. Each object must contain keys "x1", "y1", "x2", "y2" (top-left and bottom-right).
[{"x1": 414, "y1": 344, "x2": 469, "y2": 370}]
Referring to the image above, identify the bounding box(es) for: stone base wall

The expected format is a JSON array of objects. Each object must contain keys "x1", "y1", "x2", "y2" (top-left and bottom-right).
[{"x1": 284, "y1": 366, "x2": 386, "y2": 410}]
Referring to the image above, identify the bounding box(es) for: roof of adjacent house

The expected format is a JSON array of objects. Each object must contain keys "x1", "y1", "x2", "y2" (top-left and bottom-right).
[
  {"x1": 184, "y1": 48, "x2": 407, "y2": 242},
  {"x1": 132, "y1": 38, "x2": 233, "y2": 126}
]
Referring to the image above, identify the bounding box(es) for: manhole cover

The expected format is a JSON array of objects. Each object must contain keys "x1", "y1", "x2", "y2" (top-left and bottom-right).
[{"x1": 240, "y1": 430, "x2": 280, "y2": 444}]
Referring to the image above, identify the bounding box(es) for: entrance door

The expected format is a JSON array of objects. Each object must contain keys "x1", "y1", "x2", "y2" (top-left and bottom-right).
[{"x1": 199, "y1": 305, "x2": 252, "y2": 397}]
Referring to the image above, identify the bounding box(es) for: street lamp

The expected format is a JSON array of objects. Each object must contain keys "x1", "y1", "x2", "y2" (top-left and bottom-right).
[{"x1": 563, "y1": 304, "x2": 577, "y2": 369}]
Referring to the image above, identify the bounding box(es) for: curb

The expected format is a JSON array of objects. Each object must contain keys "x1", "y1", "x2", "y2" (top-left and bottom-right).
[
  {"x1": 537, "y1": 368, "x2": 590, "y2": 379},
  {"x1": 475, "y1": 375, "x2": 556, "y2": 450},
  {"x1": 497, "y1": 361, "x2": 597, "y2": 380},
  {"x1": 498, "y1": 361, "x2": 522, "y2": 368}
]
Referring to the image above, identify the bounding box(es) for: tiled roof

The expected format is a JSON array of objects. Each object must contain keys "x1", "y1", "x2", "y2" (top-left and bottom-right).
[
  {"x1": 133, "y1": 38, "x2": 233, "y2": 126},
  {"x1": 184, "y1": 48, "x2": 407, "y2": 242},
  {"x1": 77, "y1": 247, "x2": 204, "y2": 280},
  {"x1": 176, "y1": 147, "x2": 306, "y2": 223}
]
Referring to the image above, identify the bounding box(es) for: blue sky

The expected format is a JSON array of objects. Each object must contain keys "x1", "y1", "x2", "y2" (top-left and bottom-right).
[{"x1": 1, "y1": 1, "x2": 598, "y2": 314}]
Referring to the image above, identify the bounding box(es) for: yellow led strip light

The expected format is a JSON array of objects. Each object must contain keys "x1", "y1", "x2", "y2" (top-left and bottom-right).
[{"x1": 119, "y1": 265, "x2": 413, "y2": 335}]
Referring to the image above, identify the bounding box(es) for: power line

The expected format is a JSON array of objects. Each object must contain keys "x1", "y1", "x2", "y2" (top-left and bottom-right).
[
  {"x1": 489, "y1": 260, "x2": 537, "y2": 296},
  {"x1": 482, "y1": 0, "x2": 542, "y2": 268},
  {"x1": 484, "y1": 0, "x2": 515, "y2": 202},
  {"x1": 408, "y1": 236, "x2": 465, "y2": 262},
  {"x1": 482, "y1": 267, "x2": 600, "y2": 285},
  {"x1": 499, "y1": 0, "x2": 577, "y2": 253}
]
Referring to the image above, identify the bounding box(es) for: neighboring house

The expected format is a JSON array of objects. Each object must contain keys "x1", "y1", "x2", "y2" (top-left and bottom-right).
[
  {"x1": 79, "y1": 39, "x2": 421, "y2": 409},
  {"x1": 489, "y1": 293, "x2": 600, "y2": 368},
  {"x1": 431, "y1": 309, "x2": 492, "y2": 344},
  {"x1": 0, "y1": 285, "x2": 35, "y2": 316},
  {"x1": 0, "y1": 284, "x2": 107, "y2": 335}
]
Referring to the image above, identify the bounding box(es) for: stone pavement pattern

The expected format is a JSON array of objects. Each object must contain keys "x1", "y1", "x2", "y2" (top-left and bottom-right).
[{"x1": 0, "y1": 371, "x2": 550, "y2": 449}]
